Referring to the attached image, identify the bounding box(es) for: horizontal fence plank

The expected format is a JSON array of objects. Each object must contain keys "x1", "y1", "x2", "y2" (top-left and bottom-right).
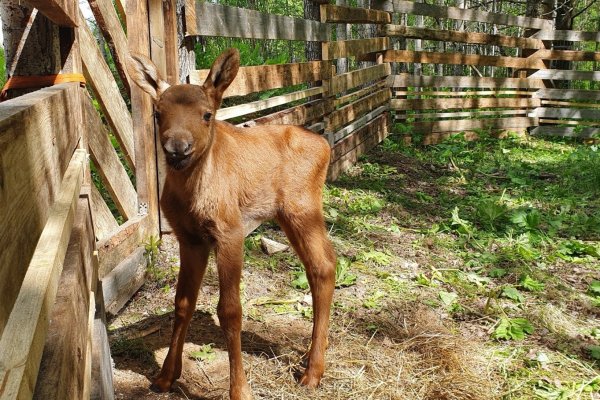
[
  {"x1": 217, "y1": 87, "x2": 323, "y2": 120},
  {"x1": 324, "y1": 37, "x2": 390, "y2": 60},
  {"x1": 190, "y1": 2, "x2": 329, "y2": 41},
  {"x1": 531, "y1": 30, "x2": 600, "y2": 42},
  {"x1": 401, "y1": 109, "x2": 529, "y2": 120},
  {"x1": 26, "y1": 0, "x2": 79, "y2": 26},
  {"x1": 387, "y1": 0, "x2": 552, "y2": 30},
  {"x1": 534, "y1": 89, "x2": 600, "y2": 101},
  {"x1": 379, "y1": 49, "x2": 547, "y2": 69},
  {"x1": 330, "y1": 63, "x2": 391, "y2": 95},
  {"x1": 529, "y1": 49, "x2": 600, "y2": 62},
  {"x1": 328, "y1": 114, "x2": 390, "y2": 181},
  {"x1": 533, "y1": 107, "x2": 600, "y2": 120},
  {"x1": 542, "y1": 100, "x2": 600, "y2": 108},
  {"x1": 102, "y1": 247, "x2": 146, "y2": 315},
  {"x1": 392, "y1": 97, "x2": 540, "y2": 111},
  {"x1": 391, "y1": 73, "x2": 545, "y2": 89},
  {"x1": 0, "y1": 83, "x2": 82, "y2": 338},
  {"x1": 79, "y1": 19, "x2": 135, "y2": 169},
  {"x1": 334, "y1": 105, "x2": 388, "y2": 142},
  {"x1": 395, "y1": 90, "x2": 533, "y2": 97},
  {"x1": 0, "y1": 149, "x2": 87, "y2": 400},
  {"x1": 321, "y1": 4, "x2": 391, "y2": 24},
  {"x1": 239, "y1": 98, "x2": 335, "y2": 127},
  {"x1": 88, "y1": 0, "x2": 131, "y2": 94},
  {"x1": 531, "y1": 126, "x2": 600, "y2": 138},
  {"x1": 529, "y1": 70, "x2": 600, "y2": 80},
  {"x1": 384, "y1": 24, "x2": 545, "y2": 49},
  {"x1": 97, "y1": 215, "x2": 148, "y2": 278},
  {"x1": 327, "y1": 87, "x2": 391, "y2": 131},
  {"x1": 411, "y1": 117, "x2": 537, "y2": 134},
  {"x1": 84, "y1": 98, "x2": 138, "y2": 221},
  {"x1": 191, "y1": 61, "x2": 331, "y2": 98},
  {"x1": 335, "y1": 80, "x2": 387, "y2": 107}
]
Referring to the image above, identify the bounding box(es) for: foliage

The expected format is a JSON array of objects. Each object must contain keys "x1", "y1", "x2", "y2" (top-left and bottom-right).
[
  {"x1": 189, "y1": 344, "x2": 216, "y2": 363},
  {"x1": 0, "y1": 47, "x2": 5, "y2": 88},
  {"x1": 493, "y1": 317, "x2": 534, "y2": 341}
]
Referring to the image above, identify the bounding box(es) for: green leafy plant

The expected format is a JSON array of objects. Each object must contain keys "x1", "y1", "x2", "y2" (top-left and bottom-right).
[
  {"x1": 291, "y1": 269, "x2": 309, "y2": 290},
  {"x1": 493, "y1": 317, "x2": 534, "y2": 340},
  {"x1": 190, "y1": 344, "x2": 216, "y2": 363},
  {"x1": 511, "y1": 208, "x2": 542, "y2": 231},
  {"x1": 520, "y1": 275, "x2": 545, "y2": 292},
  {"x1": 335, "y1": 257, "x2": 357, "y2": 288},
  {"x1": 501, "y1": 286, "x2": 524, "y2": 303},
  {"x1": 476, "y1": 198, "x2": 509, "y2": 231}
]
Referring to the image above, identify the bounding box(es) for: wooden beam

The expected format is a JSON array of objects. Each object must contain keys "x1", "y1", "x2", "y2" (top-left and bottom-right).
[
  {"x1": 391, "y1": 73, "x2": 545, "y2": 89},
  {"x1": 239, "y1": 98, "x2": 335, "y2": 128},
  {"x1": 189, "y1": 2, "x2": 329, "y2": 41},
  {"x1": 384, "y1": 25, "x2": 545, "y2": 50},
  {"x1": 327, "y1": 87, "x2": 390, "y2": 131},
  {"x1": 541, "y1": 100, "x2": 600, "y2": 108},
  {"x1": 218, "y1": 87, "x2": 324, "y2": 120},
  {"x1": 97, "y1": 215, "x2": 148, "y2": 278},
  {"x1": 531, "y1": 126, "x2": 600, "y2": 138},
  {"x1": 331, "y1": 113, "x2": 389, "y2": 162},
  {"x1": 395, "y1": 90, "x2": 533, "y2": 97},
  {"x1": 24, "y1": 0, "x2": 79, "y2": 27},
  {"x1": 330, "y1": 63, "x2": 391, "y2": 95},
  {"x1": 411, "y1": 117, "x2": 537, "y2": 134},
  {"x1": 334, "y1": 105, "x2": 388, "y2": 142},
  {"x1": 529, "y1": 70, "x2": 600, "y2": 80},
  {"x1": 528, "y1": 49, "x2": 600, "y2": 62},
  {"x1": 389, "y1": 0, "x2": 552, "y2": 30},
  {"x1": 0, "y1": 83, "x2": 81, "y2": 337},
  {"x1": 102, "y1": 247, "x2": 146, "y2": 315},
  {"x1": 190, "y1": 61, "x2": 331, "y2": 98},
  {"x1": 33, "y1": 196, "x2": 95, "y2": 400},
  {"x1": 399, "y1": 109, "x2": 529, "y2": 120},
  {"x1": 377, "y1": 49, "x2": 547, "y2": 70},
  {"x1": 531, "y1": 30, "x2": 600, "y2": 42},
  {"x1": 324, "y1": 37, "x2": 390, "y2": 60},
  {"x1": 534, "y1": 88, "x2": 600, "y2": 101},
  {"x1": 91, "y1": 277, "x2": 114, "y2": 400},
  {"x1": 84, "y1": 97, "x2": 138, "y2": 221},
  {"x1": 90, "y1": 183, "x2": 119, "y2": 242},
  {"x1": 335, "y1": 80, "x2": 387, "y2": 107},
  {"x1": 533, "y1": 107, "x2": 600, "y2": 120},
  {"x1": 79, "y1": 20, "x2": 135, "y2": 169},
  {"x1": 88, "y1": 0, "x2": 131, "y2": 94},
  {"x1": 391, "y1": 97, "x2": 540, "y2": 111},
  {"x1": 0, "y1": 149, "x2": 87, "y2": 400},
  {"x1": 320, "y1": 4, "x2": 391, "y2": 24}
]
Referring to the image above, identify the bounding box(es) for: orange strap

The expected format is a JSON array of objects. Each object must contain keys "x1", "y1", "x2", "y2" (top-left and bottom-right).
[{"x1": 1, "y1": 73, "x2": 86, "y2": 100}]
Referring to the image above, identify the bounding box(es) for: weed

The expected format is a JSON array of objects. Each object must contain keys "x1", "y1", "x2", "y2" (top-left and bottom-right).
[
  {"x1": 493, "y1": 317, "x2": 534, "y2": 341},
  {"x1": 189, "y1": 344, "x2": 216, "y2": 363}
]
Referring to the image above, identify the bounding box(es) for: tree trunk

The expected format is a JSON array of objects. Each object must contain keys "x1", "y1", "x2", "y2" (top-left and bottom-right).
[
  {"x1": 554, "y1": 0, "x2": 573, "y2": 89},
  {"x1": 304, "y1": 0, "x2": 321, "y2": 62},
  {"x1": 336, "y1": 0, "x2": 348, "y2": 74},
  {"x1": 177, "y1": 0, "x2": 196, "y2": 83}
]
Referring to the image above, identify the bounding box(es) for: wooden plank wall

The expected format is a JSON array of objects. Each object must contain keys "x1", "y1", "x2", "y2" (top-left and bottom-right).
[{"x1": 371, "y1": 0, "x2": 600, "y2": 142}]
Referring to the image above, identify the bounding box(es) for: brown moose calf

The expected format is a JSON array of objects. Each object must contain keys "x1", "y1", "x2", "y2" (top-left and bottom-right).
[{"x1": 126, "y1": 49, "x2": 336, "y2": 400}]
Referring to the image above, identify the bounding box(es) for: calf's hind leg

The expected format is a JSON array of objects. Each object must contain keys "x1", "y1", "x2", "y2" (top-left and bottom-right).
[{"x1": 277, "y1": 209, "x2": 336, "y2": 388}]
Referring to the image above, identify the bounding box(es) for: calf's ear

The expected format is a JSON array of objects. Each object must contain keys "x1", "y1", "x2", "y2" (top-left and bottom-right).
[
  {"x1": 126, "y1": 53, "x2": 170, "y2": 102},
  {"x1": 203, "y1": 48, "x2": 240, "y2": 106}
]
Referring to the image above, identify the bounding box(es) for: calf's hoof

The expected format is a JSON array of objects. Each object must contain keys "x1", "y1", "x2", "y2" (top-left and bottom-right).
[
  {"x1": 299, "y1": 369, "x2": 322, "y2": 389},
  {"x1": 150, "y1": 376, "x2": 175, "y2": 393}
]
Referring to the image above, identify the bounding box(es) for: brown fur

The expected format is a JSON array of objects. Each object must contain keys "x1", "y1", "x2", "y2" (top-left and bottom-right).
[{"x1": 127, "y1": 49, "x2": 336, "y2": 400}]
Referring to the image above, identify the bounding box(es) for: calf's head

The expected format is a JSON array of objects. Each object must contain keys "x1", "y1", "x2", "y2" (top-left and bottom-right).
[{"x1": 127, "y1": 49, "x2": 240, "y2": 170}]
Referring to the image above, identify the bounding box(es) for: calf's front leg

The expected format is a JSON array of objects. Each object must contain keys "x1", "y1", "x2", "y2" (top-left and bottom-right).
[
  {"x1": 151, "y1": 241, "x2": 210, "y2": 392},
  {"x1": 215, "y1": 230, "x2": 253, "y2": 400}
]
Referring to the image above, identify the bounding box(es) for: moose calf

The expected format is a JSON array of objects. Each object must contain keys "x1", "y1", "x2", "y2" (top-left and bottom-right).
[{"x1": 127, "y1": 49, "x2": 336, "y2": 400}]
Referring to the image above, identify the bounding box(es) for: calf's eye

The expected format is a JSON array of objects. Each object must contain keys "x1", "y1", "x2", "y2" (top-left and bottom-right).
[{"x1": 203, "y1": 112, "x2": 212, "y2": 122}]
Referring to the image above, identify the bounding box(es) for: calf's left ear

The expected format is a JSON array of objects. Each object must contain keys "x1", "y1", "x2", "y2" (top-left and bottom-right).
[
  {"x1": 126, "y1": 53, "x2": 171, "y2": 102},
  {"x1": 203, "y1": 48, "x2": 240, "y2": 106}
]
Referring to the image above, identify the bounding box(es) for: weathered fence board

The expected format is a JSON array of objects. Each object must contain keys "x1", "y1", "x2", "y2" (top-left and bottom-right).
[
  {"x1": 529, "y1": 70, "x2": 600, "y2": 80},
  {"x1": 531, "y1": 126, "x2": 600, "y2": 138},
  {"x1": 88, "y1": 0, "x2": 131, "y2": 93},
  {"x1": 531, "y1": 30, "x2": 600, "y2": 42},
  {"x1": 240, "y1": 98, "x2": 335, "y2": 128},
  {"x1": 334, "y1": 105, "x2": 389, "y2": 142},
  {"x1": 385, "y1": 25, "x2": 545, "y2": 49},
  {"x1": 330, "y1": 63, "x2": 391, "y2": 95},
  {"x1": 327, "y1": 88, "x2": 391, "y2": 131},
  {"x1": 533, "y1": 107, "x2": 600, "y2": 120},
  {"x1": 90, "y1": 184, "x2": 120, "y2": 241},
  {"x1": 412, "y1": 117, "x2": 537, "y2": 134},
  {"x1": 191, "y1": 61, "x2": 330, "y2": 98},
  {"x1": 0, "y1": 83, "x2": 81, "y2": 337},
  {"x1": 102, "y1": 247, "x2": 147, "y2": 315},
  {"x1": 391, "y1": 97, "x2": 540, "y2": 111},
  {"x1": 534, "y1": 89, "x2": 600, "y2": 100},
  {"x1": 375, "y1": 0, "x2": 552, "y2": 30},
  {"x1": 97, "y1": 215, "x2": 148, "y2": 278},
  {"x1": 528, "y1": 49, "x2": 600, "y2": 62},
  {"x1": 80, "y1": 21, "x2": 135, "y2": 169},
  {"x1": 402, "y1": 109, "x2": 529, "y2": 120},
  {"x1": 380, "y1": 49, "x2": 547, "y2": 69},
  {"x1": 33, "y1": 196, "x2": 95, "y2": 400},
  {"x1": 321, "y1": 4, "x2": 391, "y2": 24},
  {"x1": 324, "y1": 37, "x2": 390, "y2": 60},
  {"x1": 84, "y1": 99, "x2": 137, "y2": 221},
  {"x1": 0, "y1": 149, "x2": 87, "y2": 400},
  {"x1": 25, "y1": 0, "x2": 79, "y2": 27},
  {"x1": 190, "y1": 2, "x2": 329, "y2": 41},
  {"x1": 218, "y1": 87, "x2": 324, "y2": 120},
  {"x1": 391, "y1": 74, "x2": 545, "y2": 89}
]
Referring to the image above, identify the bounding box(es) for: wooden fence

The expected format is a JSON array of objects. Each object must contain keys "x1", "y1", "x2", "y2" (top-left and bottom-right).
[{"x1": 1, "y1": 0, "x2": 600, "y2": 399}]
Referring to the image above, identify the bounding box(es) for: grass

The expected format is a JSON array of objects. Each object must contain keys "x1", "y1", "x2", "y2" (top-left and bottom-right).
[{"x1": 109, "y1": 129, "x2": 600, "y2": 400}]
